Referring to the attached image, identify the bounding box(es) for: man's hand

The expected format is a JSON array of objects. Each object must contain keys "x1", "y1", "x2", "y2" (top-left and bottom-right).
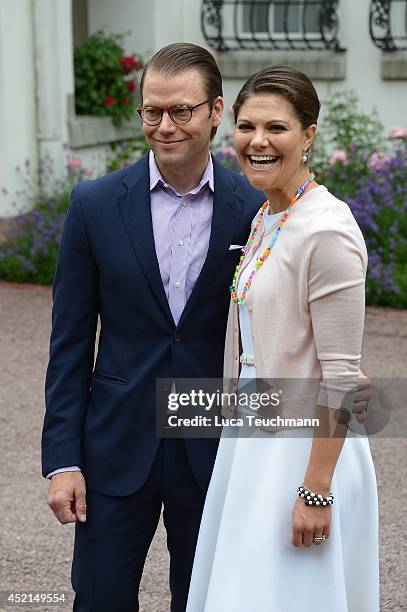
[
  {"x1": 353, "y1": 370, "x2": 371, "y2": 423},
  {"x1": 47, "y1": 472, "x2": 87, "y2": 524}
]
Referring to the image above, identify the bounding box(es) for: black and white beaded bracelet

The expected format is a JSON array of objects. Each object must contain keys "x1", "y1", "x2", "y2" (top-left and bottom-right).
[{"x1": 297, "y1": 484, "x2": 334, "y2": 507}]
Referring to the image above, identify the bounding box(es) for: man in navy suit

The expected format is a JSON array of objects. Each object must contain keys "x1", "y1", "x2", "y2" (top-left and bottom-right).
[{"x1": 42, "y1": 43, "x2": 264, "y2": 611}]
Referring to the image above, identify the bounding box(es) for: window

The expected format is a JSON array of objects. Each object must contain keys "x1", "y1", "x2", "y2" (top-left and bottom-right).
[
  {"x1": 72, "y1": 0, "x2": 89, "y2": 49},
  {"x1": 370, "y1": 0, "x2": 407, "y2": 50},
  {"x1": 242, "y1": 0, "x2": 320, "y2": 36},
  {"x1": 201, "y1": 0, "x2": 344, "y2": 51}
]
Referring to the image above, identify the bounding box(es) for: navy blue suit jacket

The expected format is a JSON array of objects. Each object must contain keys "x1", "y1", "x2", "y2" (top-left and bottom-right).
[{"x1": 42, "y1": 154, "x2": 264, "y2": 496}]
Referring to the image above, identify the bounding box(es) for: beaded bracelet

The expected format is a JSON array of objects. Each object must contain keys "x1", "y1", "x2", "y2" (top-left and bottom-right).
[{"x1": 297, "y1": 484, "x2": 334, "y2": 507}]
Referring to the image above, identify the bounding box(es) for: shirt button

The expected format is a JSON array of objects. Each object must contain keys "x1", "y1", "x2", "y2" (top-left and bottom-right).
[
  {"x1": 181, "y1": 201, "x2": 188, "y2": 207},
  {"x1": 163, "y1": 182, "x2": 169, "y2": 188},
  {"x1": 174, "y1": 280, "x2": 181, "y2": 288},
  {"x1": 178, "y1": 240, "x2": 184, "y2": 247}
]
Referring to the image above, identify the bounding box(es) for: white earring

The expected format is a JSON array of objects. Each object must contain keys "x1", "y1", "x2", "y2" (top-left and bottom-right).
[{"x1": 302, "y1": 150, "x2": 308, "y2": 163}]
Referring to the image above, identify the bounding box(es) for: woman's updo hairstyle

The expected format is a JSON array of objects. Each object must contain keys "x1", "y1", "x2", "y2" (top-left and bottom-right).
[{"x1": 233, "y1": 64, "x2": 320, "y2": 130}]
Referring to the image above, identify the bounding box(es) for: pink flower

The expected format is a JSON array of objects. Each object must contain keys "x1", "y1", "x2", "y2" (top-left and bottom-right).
[
  {"x1": 387, "y1": 127, "x2": 407, "y2": 140},
  {"x1": 329, "y1": 149, "x2": 348, "y2": 165},
  {"x1": 368, "y1": 153, "x2": 381, "y2": 171},
  {"x1": 223, "y1": 146, "x2": 237, "y2": 158},
  {"x1": 368, "y1": 153, "x2": 392, "y2": 171},
  {"x1": 67, "y1": 157, "x2": 82, "y2": 169}
]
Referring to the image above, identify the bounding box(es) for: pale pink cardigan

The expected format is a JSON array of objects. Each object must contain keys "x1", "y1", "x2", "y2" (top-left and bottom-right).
[{"x1": 222, "y1": 186, "x2": 367, "y2": 421}]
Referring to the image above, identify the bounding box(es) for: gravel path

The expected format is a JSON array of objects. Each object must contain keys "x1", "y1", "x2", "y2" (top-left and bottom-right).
[{"x1": 0, "y1": 283, "x2": 406, "y2": 611}]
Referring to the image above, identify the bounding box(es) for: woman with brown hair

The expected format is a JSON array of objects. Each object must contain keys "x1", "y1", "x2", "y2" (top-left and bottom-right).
[{"x1": 186, "y1": 65, "x2": 379, "y2": 611}]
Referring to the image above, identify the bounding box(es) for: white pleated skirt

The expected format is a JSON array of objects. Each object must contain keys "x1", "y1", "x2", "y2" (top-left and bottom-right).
[{"x1": 186, "y1": 426, "x2": 379, "y2": 612}]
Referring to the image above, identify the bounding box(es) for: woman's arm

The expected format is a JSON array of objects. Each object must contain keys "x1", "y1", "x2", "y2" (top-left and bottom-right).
[{"x1": 291, "y1": 221, "x2": 367, "y2": 547}]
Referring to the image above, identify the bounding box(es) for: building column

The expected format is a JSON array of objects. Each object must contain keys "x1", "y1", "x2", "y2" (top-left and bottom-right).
[
  {"x1": 0, "y1": 0, "x2": 38, "y2": 217},
  {"x1": 32, "y1": 0, "x2": 75, "y2": 193}
]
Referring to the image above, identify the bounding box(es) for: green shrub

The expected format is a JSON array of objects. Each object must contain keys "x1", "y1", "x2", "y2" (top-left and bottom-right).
[{"x1": 74, "y1": 30, "x2": 143, "y2": 126}]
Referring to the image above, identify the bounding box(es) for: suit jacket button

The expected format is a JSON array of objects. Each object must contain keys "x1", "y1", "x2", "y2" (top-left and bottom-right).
[{"x1": 173, "y1": 333, "x2": 181, "y2": 343}]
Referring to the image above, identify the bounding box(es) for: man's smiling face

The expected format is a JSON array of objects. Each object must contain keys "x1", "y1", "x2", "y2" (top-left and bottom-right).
[{"x1": 141, "y1": 69, "x2": 223, "y2": 174}]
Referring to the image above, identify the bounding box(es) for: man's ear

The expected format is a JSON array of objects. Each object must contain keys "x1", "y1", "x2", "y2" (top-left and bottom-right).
[{"x1": 212, "y1": 96, "x2": 224, "y2": 127}]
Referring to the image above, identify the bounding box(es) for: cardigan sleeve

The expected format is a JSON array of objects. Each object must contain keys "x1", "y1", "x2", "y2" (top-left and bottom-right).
[
  {"x1": 307, "y1": 222, "x2": 367, "y2": 411},
  {"x1": 222, "y1": 299, "x2": 240, "y2": 418}
]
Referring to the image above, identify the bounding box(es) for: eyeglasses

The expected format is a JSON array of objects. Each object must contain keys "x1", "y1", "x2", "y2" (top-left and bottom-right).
[{"x1": 137, "y1": 99, "x2": 213, "y2": 126}]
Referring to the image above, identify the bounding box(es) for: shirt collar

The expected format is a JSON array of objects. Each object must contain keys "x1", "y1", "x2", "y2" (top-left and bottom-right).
[{"x1": 149, "y1": 150, "x2": 214, "y2": 196}]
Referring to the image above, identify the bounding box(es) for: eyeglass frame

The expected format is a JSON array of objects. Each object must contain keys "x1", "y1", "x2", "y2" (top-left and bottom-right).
[{"x1": 136, "y1": 98, "x2": 216, "y2": 126}]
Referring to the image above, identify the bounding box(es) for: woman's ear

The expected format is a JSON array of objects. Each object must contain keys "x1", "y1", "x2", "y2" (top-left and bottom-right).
[{"x1": 303, "y1": 124, "x2": 318, "y2": 151}]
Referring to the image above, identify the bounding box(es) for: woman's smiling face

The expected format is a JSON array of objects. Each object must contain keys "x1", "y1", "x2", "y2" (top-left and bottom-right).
[{"x1": 233, "y1": 93, "x2": 316, "y2": 199}]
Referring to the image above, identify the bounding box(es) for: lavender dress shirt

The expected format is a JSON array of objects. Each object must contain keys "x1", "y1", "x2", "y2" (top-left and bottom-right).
[
  {"x1": 47, "y1": 151, "x2": 215, "y2": 477},
  {"x1": 149, "y1": 151, "x2": 214, "y2": 324}
]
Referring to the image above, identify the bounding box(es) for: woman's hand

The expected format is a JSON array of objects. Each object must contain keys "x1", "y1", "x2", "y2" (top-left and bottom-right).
[{"x1": 291, "y1": 497, "x2": 331, "y2": 547}]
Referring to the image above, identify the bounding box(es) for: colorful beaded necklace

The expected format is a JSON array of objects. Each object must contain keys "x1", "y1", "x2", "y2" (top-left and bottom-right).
[{"x1": 230, "y1": 174, "x2": 315, "y2": 305}]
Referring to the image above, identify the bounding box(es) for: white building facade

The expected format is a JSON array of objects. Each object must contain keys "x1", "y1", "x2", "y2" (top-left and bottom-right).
[{"x1": 0, "y1": 0, "x2": 406, "y2": 216}]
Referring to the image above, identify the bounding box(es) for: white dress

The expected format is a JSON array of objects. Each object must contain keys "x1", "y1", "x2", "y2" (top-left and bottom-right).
[{"x1": 186, "y1": 211, "x2": 379, "y2": 612}]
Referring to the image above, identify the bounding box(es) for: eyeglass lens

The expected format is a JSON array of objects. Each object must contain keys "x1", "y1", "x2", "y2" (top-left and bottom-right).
[{"x1": 141, "y1": 107, "x2": 193, "y2": 125}]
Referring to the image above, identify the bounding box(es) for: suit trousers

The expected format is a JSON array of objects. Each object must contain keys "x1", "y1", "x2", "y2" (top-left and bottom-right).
[{"x1": 72, "y1": 439, "x2": 207, "y2": 612}]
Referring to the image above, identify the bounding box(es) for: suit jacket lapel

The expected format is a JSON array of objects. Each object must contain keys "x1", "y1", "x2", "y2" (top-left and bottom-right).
[
  {"x1": 177, "y1": 158, "x2": 242, "y2": 328},
  {"x1": 118, "y1": 155, "x2": 175, "y2": 326}
]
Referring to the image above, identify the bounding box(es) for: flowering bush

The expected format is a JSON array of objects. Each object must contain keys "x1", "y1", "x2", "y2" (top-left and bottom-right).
[
  {"x1": 212, "y1": 131, "x2": 241, "y2": 173},
  {"x1": 312, "y1": 91, "x2": 386, "y2": 200},
  {"x1": 314, "y1": 93, "x2": 407, "y2": 307},
  {"x1": 74, "y1": 31, "x2": 143, "y2": 126},
  {"x1": 347, "y1": 145, "x2": 407, "y2": 307},
  {"x1": 106, "y1": 135, "x2": 149, "y2": 173},
  {"x1": 213, "y1": 95, "x2": 407, "y2": 308},
  {"x1": 0, "y1": 157, "x2": 92, "y2": 284}
]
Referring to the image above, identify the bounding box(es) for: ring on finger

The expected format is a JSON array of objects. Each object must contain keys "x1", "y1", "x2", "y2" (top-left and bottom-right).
[{"x1": 313, "y1": 535, "x2": 326, "y2": 545}]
